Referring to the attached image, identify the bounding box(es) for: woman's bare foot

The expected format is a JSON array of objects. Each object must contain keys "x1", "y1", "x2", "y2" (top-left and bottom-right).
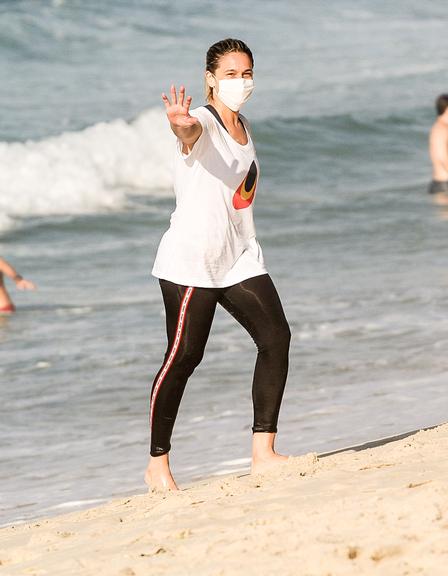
[
  {"x1": 251, "y1": 432, "x2": 289, "y2": 474},
  {"x1": 144, "y1": 453, "x2": 179, "y2": 492}
]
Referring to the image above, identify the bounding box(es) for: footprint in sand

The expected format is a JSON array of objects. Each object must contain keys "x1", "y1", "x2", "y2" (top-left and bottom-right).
[{"x1": 370, "y1": 545, "x2": 402, "y2": 561}]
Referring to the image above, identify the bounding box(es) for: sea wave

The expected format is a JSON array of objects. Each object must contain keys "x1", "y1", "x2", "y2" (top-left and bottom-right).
[{"x1": 0, "y1": 107, "x2": 174, "y2": 231}]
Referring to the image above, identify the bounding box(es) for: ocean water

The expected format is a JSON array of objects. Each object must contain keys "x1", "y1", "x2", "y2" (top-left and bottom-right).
[{"x1": 1, "y1": 0, "x2": 448, "y2": 526}]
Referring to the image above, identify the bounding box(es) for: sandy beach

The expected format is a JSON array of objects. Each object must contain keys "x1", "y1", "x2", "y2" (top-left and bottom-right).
[{"x1": 0, "y1": 424, "x2": 447, "y2": 576}]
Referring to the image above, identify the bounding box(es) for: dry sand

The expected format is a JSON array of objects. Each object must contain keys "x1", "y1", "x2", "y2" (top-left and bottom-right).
[{"x1": 1, "y1": 424, "x2": 447, "y2": 576}]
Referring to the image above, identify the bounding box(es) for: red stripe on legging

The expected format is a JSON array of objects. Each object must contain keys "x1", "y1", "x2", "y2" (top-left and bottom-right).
[{"x1": 150, "y1": 286, "x2": 195, "y2": 427}]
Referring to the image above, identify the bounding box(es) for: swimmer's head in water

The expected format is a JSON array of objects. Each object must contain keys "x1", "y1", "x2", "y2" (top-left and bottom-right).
[
  {"x1": 205, "y1": 38, "x2": 254, "y2": 103},
  {"x1": 435, "y1": 94, "x2": 448, "y2": 116}
]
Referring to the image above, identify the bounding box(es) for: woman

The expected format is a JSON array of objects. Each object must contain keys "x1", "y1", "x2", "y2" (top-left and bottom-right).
[
  {"x1": 145, "y1": 39, "x2": 291, "y2": 490},
  {"x1": 0, "y1": 257, "x2": 36, "y2": 313}
]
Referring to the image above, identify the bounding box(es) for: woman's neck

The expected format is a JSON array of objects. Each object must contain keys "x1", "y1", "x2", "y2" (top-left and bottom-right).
[{"x1": 209, "y1": 98, "x2": 240, "y2": 126}]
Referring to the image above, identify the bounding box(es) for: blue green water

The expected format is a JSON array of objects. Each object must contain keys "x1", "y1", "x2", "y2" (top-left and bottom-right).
[{"x1": 1, "y1": 0, "x2": 448, "y2": 526}]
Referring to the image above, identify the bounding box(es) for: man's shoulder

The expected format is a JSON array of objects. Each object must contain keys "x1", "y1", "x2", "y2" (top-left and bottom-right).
[
  {"x1": 433, "y1": 119, "x2": 448, "y2": 132},
  {"x1": 430, "y1": 120, "x2": 448, "y2": 143}
]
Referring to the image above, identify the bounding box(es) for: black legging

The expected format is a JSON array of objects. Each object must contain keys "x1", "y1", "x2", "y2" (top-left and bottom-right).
[{"x1": 149, "y1": 274, "x2": 291, "y2": 457}]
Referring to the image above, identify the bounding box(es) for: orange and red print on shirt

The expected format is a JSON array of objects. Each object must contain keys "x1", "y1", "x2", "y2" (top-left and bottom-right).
[{"x1": 233, "y1": 160, "x2": 258, "y2": 210}]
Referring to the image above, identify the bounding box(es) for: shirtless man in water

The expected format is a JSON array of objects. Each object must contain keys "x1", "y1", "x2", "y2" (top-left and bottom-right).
[
  {"x1": 0, "y1": 257, "x2": 36, "y2": 313},
  {"x1": 428, "y1": 94, "x2": 448, "y2": 205}
]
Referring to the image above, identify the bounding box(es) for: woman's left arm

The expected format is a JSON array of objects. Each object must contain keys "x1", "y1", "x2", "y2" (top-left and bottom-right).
[{"x1": 0, "y1": 258, "x2": 36, "y2": 290}]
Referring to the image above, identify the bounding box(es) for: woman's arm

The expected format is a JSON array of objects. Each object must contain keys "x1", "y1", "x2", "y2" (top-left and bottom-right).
[
  {"x1": 0, "y1": 258, "x2": 36, "y2": 290},
  {"x1": 162, "y1": 85, "x2": 202, "y2": 150}
]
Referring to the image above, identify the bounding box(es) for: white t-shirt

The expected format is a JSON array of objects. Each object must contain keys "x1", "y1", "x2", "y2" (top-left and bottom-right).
[{"x1": 152, "y1": 106, "x2": 267, "y2": 288}]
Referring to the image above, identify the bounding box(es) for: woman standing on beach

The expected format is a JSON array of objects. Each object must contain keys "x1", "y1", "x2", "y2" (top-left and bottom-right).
[{"x1": 145, "y1": 39, "x2": 291, "y2": 490}]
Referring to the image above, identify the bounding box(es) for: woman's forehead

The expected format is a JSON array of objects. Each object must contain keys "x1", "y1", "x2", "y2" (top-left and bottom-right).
[{"x1": 215, "y1": 52, "x2": 252, "y2": 71}]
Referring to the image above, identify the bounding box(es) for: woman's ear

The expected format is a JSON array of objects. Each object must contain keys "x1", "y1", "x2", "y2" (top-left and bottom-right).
[{"x1": 205, "y1": 71, "x2": 216, "y2": 88}]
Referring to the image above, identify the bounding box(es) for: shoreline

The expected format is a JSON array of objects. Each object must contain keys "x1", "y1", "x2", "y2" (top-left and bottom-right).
[
  {"x1": 1, "y1": 423, "x2": 447, "y2": 575},
  {"x1": 2, "y1": 423, "x2": 442, "y2": 531}
]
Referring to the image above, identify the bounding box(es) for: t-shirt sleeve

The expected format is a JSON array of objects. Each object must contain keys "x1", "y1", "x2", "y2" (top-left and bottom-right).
[{"x1": 176, "y1": 106, "x2": 213, "y2": 161}]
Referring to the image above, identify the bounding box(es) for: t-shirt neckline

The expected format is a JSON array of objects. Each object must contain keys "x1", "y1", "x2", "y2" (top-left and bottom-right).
[{"x1": 203, "y1": 104, "x2": 251, "y2": 148}]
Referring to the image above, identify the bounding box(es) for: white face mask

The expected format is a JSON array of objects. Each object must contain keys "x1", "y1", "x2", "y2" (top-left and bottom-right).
[{"x1": 215, "y1": 78, "x2": 254, "y2": 111}]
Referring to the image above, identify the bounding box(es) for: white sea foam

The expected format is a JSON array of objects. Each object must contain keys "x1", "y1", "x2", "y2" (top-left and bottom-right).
[
  {"x1": 0, "y1": 108, "x2": 174, "y2": 230},
  {"x1": 47, "y1": 498, "x2": 108, "y2": 510},
  {"x1": 220, "y1": 457, "x2": 251, "y2": 466}
]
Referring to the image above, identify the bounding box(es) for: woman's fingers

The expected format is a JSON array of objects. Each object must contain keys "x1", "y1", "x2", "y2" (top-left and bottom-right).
[
  {"x1": 162, "y1": 85, "x2": 194, "y2": 126},
  {"x1": 161, "y1": 85, "x2": 178, "y2": 107},
  {"x1": 184, "y1": 95, "x2": 193, "y2": 114},
  {"x1": 16, "y1": 279, "x2": 36, "y2": 291},
  {"x1": 178, "y1": 85, "x2": 185, "y2": 107},
  {"x1": 162, "y1": 85, "x2": 193, "y2": 113},
  {"x1": 161, "y1": 92, "x2": 170, "y2": 108},
  {"x1": 170, "y1": 84, "x2": 177, "y2": 105}
]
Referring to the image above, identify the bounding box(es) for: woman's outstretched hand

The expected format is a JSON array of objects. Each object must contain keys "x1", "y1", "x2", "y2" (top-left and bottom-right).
[
  {"x1": 162, "y1": 85, "x2": 198, "y2": 129},
  {"x1": 15, "y1": 276, "x2": 36, "y2": 291}
]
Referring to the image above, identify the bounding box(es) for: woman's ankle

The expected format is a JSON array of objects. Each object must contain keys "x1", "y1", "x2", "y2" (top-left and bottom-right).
[
  {"x1": 145, "y1": 453, "x2": 178, "y2": 490},
  {"x1": 252, "y1": 431, "x2": 276, "y2": 458}
]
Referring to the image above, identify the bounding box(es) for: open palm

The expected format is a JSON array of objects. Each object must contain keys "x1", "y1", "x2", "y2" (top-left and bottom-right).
[{"x1": 162, "y1": 85, "x2": 198, "y2": 128}]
